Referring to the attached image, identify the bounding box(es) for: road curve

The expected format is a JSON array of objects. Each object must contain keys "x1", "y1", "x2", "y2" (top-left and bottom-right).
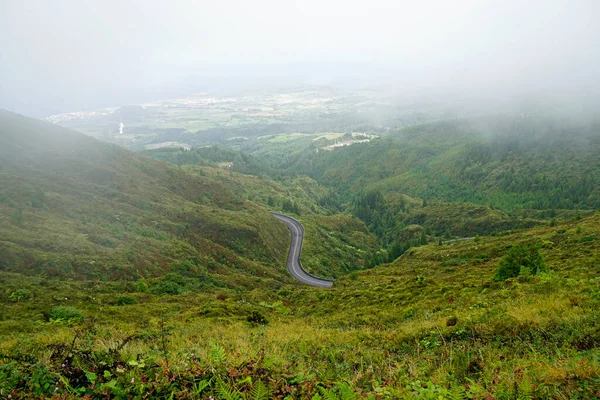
[{"x1": 270, "y1": 212, "x2": 334, "y2": 288}]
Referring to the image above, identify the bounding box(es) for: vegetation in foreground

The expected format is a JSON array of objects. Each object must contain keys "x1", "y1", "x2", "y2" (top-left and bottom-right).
[{"x1": 1, "y1": 214, "x2": 599, "y2": 399}]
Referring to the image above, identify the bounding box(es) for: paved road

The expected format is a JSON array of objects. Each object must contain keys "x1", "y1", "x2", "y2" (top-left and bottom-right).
[
  {"x1": 444, "y1": 237, "x2": 475, "y2": 244},
  {"x1": 270, "y1": 212, "x2": 334, "y2": 288}
]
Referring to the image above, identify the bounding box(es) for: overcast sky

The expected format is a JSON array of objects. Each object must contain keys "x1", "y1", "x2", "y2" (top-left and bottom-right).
[{"x1": 1, "y1": 0, "x2": 599, "y2": 116}]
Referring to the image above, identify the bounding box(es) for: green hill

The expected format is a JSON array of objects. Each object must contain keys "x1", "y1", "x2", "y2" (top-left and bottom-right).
[
  {"x1": 0, "y1": 110, "x2": 376, "y2": 283},
  {"x1": 295, "y1": 116, "x2": 600, "y2": 211},
  {"x1": 0, "y1": 111, "x2": 343, "y2": 288}
]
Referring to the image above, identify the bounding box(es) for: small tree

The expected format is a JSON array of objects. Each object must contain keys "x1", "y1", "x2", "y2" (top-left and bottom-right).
[
  {"x1": 420, "y1": 231, "x2": 428, "y2": 245},
  {"x1": 495, "y1": 244, "x2": 547, "y2": 281},
  {"x1": 136, "y1": 279, "x2": 148, "y2": 293}
]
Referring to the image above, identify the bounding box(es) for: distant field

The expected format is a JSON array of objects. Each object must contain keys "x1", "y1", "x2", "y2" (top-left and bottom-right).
[
  {"x1": 45, "y1": 88, "x2": 399, "y2": 151},
  {"x1": 312, "y1": 132, "x2": 345, "y2": 141},
  {"x1": 155, "y1": 120, "x2": 216, "y2": 131},
  {"x1": 265, "y1": 133, "x2": 314, "y2": 143}
]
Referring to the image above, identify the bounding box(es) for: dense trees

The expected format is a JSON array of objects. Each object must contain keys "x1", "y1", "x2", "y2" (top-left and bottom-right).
[
  {"x1": 282, "y1": 198, "x2": 300, "y2": 214},
  {"x1": 495, "y1": 245, "x2": 547, "y2": 281},
  {"x1": 292, "y1": 117, "x2": 600, "y2": 212}
]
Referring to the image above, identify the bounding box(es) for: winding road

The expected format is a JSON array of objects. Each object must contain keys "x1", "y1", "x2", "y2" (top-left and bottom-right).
[{"x1": 270, "y1": 212, "x2": 334, "y2": 288}]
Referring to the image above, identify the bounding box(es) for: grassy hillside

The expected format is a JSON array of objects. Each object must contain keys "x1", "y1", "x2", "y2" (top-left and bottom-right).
[
  {"x1": 1, "y1": 212, "x2": 598, "y2": 398},
  {"x1": 0, "y1": 110, "x2": 375, "y2": 289},
  {"x1": 298, "y1": 116, "x2": 600, "y2": 211},
  {"x1": 245, "y1": 115, "x2": 599, "y2": 264},
  {"x1": 179, "y1": 166, "x2": 378, "y2": 278},
  {"x1": 144, "y1": 115, "x2": 599, "y2": 267}
]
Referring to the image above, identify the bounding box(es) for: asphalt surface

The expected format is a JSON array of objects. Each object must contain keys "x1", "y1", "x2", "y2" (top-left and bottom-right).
[
  {"x1": 270, "y1": 212, "x2": 334, "y2": 288},
  {"x1": 444, "y1": 237, "x2": 475, "y2": 244}
]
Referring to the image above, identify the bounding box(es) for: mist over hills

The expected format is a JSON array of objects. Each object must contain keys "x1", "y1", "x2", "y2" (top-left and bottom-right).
[
  {"x1": 1, "y1": 99, "x2": 600, "y2": 398},
  {"x1": 1, "y1": 105, "x2": 598, "y2": 399},
  {"x1": 0, "y1": 110, "x2": 287, "y2": 284},
  {"x1": 1, "y1": 0, "x2": 600, "y2": 397}
]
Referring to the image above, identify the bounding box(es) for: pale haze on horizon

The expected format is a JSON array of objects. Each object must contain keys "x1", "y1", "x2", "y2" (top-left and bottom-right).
[{"x1": 1, "y1": 0, "x2": 599, "y2": 116}]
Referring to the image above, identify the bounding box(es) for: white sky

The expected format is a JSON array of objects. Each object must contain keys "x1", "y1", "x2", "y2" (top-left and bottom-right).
[{"x1": 1, "y1": 0, "x2": 599, "y2": 115}]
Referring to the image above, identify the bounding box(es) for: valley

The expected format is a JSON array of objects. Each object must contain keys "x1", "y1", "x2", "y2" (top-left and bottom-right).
[
  {"x1": 1, "y1": 93, "x2": 599, "y2": 399},
  {"x1": 2, "y1": 1, "x2": 599, "y2": 398}
]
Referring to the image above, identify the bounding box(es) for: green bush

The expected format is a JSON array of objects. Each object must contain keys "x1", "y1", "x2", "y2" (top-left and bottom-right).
[
  {"x1": 8, "y1": 288, "x2": 33, "y2": 302},
  {"x1": 149, "y1": 280, "x2": 184, "y2": 295},
  {"x1": 46, "y1": 306, "x2": 84, "y2": 323},
  {"x1": 495, "y1": 245, "x2": 547, "y2": 281},
  {"x1": 136, "y1": 279, "x2": 148, "y2": 293},
  {"x1": 247, "y1": 311, "x2": 268, "y2": 325},
  {"x1": 114, "y1": 296, "x2": 137, "y2": 306},
  {"x1": 578, "y1": 235, "x2": 596, "y2": 243},
  {"x1": 99, "y1": 237, "x2": 117, "y2": 248}
]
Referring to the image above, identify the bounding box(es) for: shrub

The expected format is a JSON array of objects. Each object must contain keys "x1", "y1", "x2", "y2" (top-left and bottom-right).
[
  {"x1": 149, "y1": 280, "x2": 184, "y2": 295},
  {"x1": 519, "y1": 266, "x2": 532, "y2": 276},
  {"x1": 99, "y1": 237, "x2": 117, "y2": 248},
  {"x1": 349, "y1": 271, "x2": 359, "y2": 280},
  {"x1": 495, "y1": 245, "x2": 547, "y2": 281},
  {"x1": 541, "y1": 240, "x2": 554, "y2": 249},
  {"x1": 46, "y1": 306, "x2": 83, "y2": 323},
  {"x1": 578, "y1": 235, "x2": 595, "y2": 243},
  {"x1": 163, "y1": 273, "x2": 187, "y2": 285},
  {"x1": 136, "y1": 279, "x2": 148, "y2": 293},
  {"x1": 8, "y1": 288, "x2": 32, "y2": 302},
  {"x1": 114, "y1": 296, "x2": 137, "y2": 306},
  {"x1": 216, "y1": 293, "x2": 228, "y2": 301},
  {"x1": 247, "y1": 311, "x2": 268, "y2": 325}
]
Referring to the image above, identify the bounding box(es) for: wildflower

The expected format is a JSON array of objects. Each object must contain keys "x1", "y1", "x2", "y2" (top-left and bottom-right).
[
  {"x1": 131, "y1": 378, "x2": 135, "y2": 384},
  {"x1": 9, "y1": 395, "x2": 12, "y2": 399},
  {"x1": 54, "y1": 387, "x2": 59, "y2": 392},
  {"x1": 61, "y1": 364, "x2": 65, "y2": 368}
]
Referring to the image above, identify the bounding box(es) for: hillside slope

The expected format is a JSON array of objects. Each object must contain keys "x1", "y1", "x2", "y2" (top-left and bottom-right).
[
  {"x1": 0, "y1": 110, "x2": 293, "y2": 286},
  {"x1": 298, "y1": 116, "x2": 600, "y2": 211},
  {"x1": 1, "y1": 213, "x2": 598, "y2": 398}
]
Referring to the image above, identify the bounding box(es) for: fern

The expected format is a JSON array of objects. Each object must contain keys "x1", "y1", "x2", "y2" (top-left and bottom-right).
[
  {"x1": 216, "y1": 379, "x2": 243, "y2": 400},
  {"x1": 517, "y1": 377, "x2": 533, "y2": 400},
  {"x1": 335, "y1": 381, "x2": 356, "y2": 400},
  {"x1": 448, "y1": 384, "x2": 468, "y2": 400},
  {"x1": 250, "y1": 379, "x2": 270, "y2": 400},
  {"x1": 192, "y1": 378, "x2": 211, "y2": 395},
  {"x1": 72, "y1": 354, "x2": 94, "y2": 373},
  {"x1": 311, "y1": 394, "x2": 323, "y2": 400},
  {"x1": 319, "y1": 386, "x2": 340, "y2": 400},
  {"x1": 210, "y1": 340, "x2": 227, "y2": 364}
]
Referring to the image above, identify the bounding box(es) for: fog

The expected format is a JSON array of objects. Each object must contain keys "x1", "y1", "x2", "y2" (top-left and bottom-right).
[{"x1": 1, "y1": 0, "x2": 599, "y2": 117}]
